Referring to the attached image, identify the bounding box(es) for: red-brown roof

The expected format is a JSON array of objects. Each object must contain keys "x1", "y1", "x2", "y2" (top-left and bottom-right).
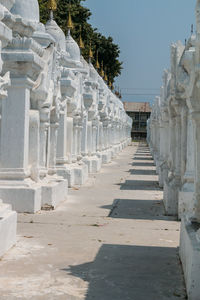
[{"x1": 123, "y1": 102, "x2": 151, "y2": 112}]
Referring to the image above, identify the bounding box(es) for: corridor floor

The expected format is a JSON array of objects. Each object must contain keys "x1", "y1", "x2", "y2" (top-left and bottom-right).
[{"x1": 0, "y1": 143, "x2": 186, "y2": 299}]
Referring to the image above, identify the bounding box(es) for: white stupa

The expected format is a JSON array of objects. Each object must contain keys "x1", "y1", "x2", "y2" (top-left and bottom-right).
[{"x1": 11, "y1": 0, "x2": 39, "y2": 23}]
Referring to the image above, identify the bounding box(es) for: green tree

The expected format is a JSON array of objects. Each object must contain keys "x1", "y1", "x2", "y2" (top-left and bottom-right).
[{"x1": 38, "y1": 0, "x2": 123, "y2": 83}]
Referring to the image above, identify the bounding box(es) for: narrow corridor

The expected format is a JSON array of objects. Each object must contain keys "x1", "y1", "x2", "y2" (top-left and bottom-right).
[{"x1": 0, "y1": 143, "x2": 186, "y2": 299}]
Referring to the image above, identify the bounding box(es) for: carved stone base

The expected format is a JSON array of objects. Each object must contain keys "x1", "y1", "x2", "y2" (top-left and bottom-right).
[
  {"x1": 108, "y1": 148, "x2": 114, "y2": 159},
  {"x1": 58, "y1": 163, "x2": 88, "y2": 187},
  {"x1": 158, "y1": 167, "x2": 168, "y2": 188},
  {"x1": 96, "y1": 152, "x2": 103, "y2": 162},
  {"x1": 101, "y1": 150, "x2": 112, "y2": 164},
  {"x1": 41, "y1": 177, "x2": 68, "y2": 209},
  {"x1": 0, "y1": 180, "x2": 42, "y2": 213},
  {"x1": 73, "y1": 163, "x2": 88, "y2": 186},
  {"x1": 122, "y1": 141, "x2": 127, "y2": 149},
  {"x1": 57, "y1": 167, "x2": 75, "y2": 188},
  {"x1": 178, "y1": 189, "x2": 194, "y2": 220},
  {"x1": 0, "y1": 200, "x2": 17, "y2": 257},
  {"x1": 155, "y1": 159, "x2": 160, "y2": 175},
  {"x1": 83, "y1": 156, "x2": 101, "y2": 173},
  {"x1": 163, "y1": 180, "x2": 179, "y2": 216},
  {"x1": 113, "y1": 144, "x2": 121, "y2": 154},
  {"x1": 180, "y1": 217, "x2": 200, "y2": 300}
]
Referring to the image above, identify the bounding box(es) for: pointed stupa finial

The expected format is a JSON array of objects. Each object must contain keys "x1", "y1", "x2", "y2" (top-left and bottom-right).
[
  {"x1": 48, "y1": 0, "x2": 57, "y2": 20},
  {"x1": 89, "y1": 41, "x2": 93, "y2": 63},
  {"x1": 103, "y1": 66, "x2": 108, "y2": 82},
  {"x1": 67, "y1": 3, "x2": 74, "y2": 35},
  {"x1": 100, "y1": 61, "x2": 104, "y2": 77},
  {"x1": 104, "y1": 74, "x2": 108, "y2": 82},
  {"x1": 95, "y1": 50, "x2": 100, "y2": 69},
  {"x1": 47, "y1": 0, "x2": 57, "y2": 11},
  {"x1": 78, "y1": 25, "x2": 84, "y2": 50},
  {"x1": 104, "y1": 70, "x2": 108, "y2": 82}
]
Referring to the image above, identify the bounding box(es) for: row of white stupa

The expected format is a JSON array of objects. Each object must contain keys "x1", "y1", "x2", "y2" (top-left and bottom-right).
[
  {"x1": 147, "y1": 1, "x2": 200, "y2": 299},
  {"x1": 0, "y1": 0, "x2": 132, "y2": 258}
]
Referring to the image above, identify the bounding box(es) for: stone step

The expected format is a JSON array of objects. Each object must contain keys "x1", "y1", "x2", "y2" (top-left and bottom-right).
[
  {"x1": 0, "y1": 203, "x2": 17, "y2": 258},
  {"x1": 0, "y1": 202, "x2": 12, "y2": 217}
]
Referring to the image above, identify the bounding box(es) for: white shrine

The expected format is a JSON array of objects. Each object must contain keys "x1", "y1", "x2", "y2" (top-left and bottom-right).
[
  {"x1": 148, "y1": 1, "x2": 200, "y2": 298},
  {"x1": 0, "y1": 0, "x2": 132, "y2": 257}
]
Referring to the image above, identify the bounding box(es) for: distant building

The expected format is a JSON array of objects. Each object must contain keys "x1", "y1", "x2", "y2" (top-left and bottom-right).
[{"x1": 123, "y1": 102, "x2": 151, "y2": 139}]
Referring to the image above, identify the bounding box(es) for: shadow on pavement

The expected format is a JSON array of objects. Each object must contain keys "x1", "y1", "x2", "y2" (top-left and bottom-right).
[
  {"x1": 61, "y1": 144, "x2": 185, "y2": 300},
  {"x1": 63, "y1": 244, "x2": 186, "y2": 300},
  {"x1": 128, "y1": 168, "x2": 157, "y2": 175},
  {"x1": 132, "y1": 161, "x2": 155, "y2": 167},
  {"x1": 133, "y1": 157, "x2": 153, "y2": 160},
  {"x1": 136, "y1": 150, "x2": 151, "y2": 154},
  {"x1": 117, "y1": 179, "x2": 160, "y2": 191},
  {"x1": 101, "y1": 199, "x2": 176, "y2": 221}
]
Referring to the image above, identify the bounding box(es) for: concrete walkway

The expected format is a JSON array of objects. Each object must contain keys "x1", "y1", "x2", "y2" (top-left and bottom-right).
[{"x1": 0, "y1": 143, "x2": 186, "y2": 300}]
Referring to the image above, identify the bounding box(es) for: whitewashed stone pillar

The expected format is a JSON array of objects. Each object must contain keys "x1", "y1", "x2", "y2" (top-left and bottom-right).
[
  {"x1": 179, "y1": 111, "x2": 195, "y2": 217},
  {"x1": 77, "y1": 117, "x2": 83, "y2": 161},
  {"x1": 87, "y1": 121, "x2": 92, "y2": 156},
  {"x1": 0, "y1": 78, "x2": 32, "y2": 176},
  {"x1": 56, "y1": 99, "x2": 67, "y2": 166},
  {"x1": 190, "y1": 111, "x2": 200, "y2": 222},
  {"x1": 160, "y1": 113, "x2": 169, "y2": 187},
  {"x1": 92, "y1": 119, "x2": 97, "y2": 155},
  {"x1": 180, "y1": 102, "x2": 188, "y2": 181},
  {"x1": 96, "y1": 119, "x2": 100, "y2": 153},
  {"x1": 0, "y1": 35, "x2": 44, "y2": 212},
  {"x1": 178, "y1": 102, "x2": 190, "y2": 218},
  {"x1": 0, "y1": 0, "x2": 17, "y2": 257},
  {"x1": 163, "y1": 98, "x2": 177, "y2": 215},
  {"x1": 179, "y1": 3, "x2": 200, "y2": 298},
  {"x1": 72, "y1": 117, "x2": 79, "y2": 163},
  {"x1": 81, "y1": 112, "x2": 88, "y2": 157},
  {"x1": 66, "y1": 116, "x2": 73, "y2": 164},
  {"x1": 103, "y1": 120, "x2": 108, "y2": 149},
  {"x1": 98, "y1": 121, "x2": 103, "y2": 152},
  {"x1": 48, "y1": 111, "x2": 59, "y2": 175},
  {"x1": 39, "y1": 115, "x2": 49, "y2": 176},
  {"x1": 174, "y1": 100, "x2": 182, "y2": 184},
  {"x1": 29, "y1": 110, "x2": 40, "y2": 181}
]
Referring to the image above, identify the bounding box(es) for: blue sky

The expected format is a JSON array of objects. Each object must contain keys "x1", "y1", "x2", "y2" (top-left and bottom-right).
[{"x1": 84, "y1": 0, "x2": 196, "y2": 103}]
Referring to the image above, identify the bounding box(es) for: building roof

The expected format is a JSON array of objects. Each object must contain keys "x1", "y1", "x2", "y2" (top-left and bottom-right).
[{"x1": 123, "y1": 102, "x2": 151, "y2": 112}]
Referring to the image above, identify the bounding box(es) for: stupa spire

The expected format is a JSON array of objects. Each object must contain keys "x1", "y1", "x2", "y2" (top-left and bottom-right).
[
  {"x1": 104, "y1": 72, "x2": 108, "y2": 82},
  {"x1": 104, "y1": 67, "x2": 108, "y2": 82},
  {"x1": 67, "y1": 3, "x2": 74, "y2": 35},
  {"x1": 47, "y1": 0, "x2": 57, "y2": 20},
  {"x1": 95, "y1": 50, "x2": 100, "y2": 70},
  {"x1": 89, "y1": 42, "x2": 93, "y2": 63},
  {"x1": 100, "y1": 62, "x2": 104, "y2": 77},
  {"x1": 78, "y1": 25, "x2": 84, "y2": 51}
]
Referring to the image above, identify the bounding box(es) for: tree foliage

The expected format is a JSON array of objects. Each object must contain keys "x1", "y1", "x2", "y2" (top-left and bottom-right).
[{"x1": 38, "y1": 0, "x2": 122, "y2": 83}]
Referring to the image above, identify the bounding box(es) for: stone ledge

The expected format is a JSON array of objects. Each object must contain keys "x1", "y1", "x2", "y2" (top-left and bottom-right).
[
  {"x1": 41, "y1": 179, "x2": 68, "y2": 210},
  {"x1": 0, "y1": 186, "x2": 41, "y2": 213},
  {"x1": 82, "y1": 156, "x2": 101, "y2": 173},
  {"x1": 0, "y1": 204, "x2": 16, "y2": 257},
  {"x1": 180, "y1": 217, "x2": 200, "y2": 300}
]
